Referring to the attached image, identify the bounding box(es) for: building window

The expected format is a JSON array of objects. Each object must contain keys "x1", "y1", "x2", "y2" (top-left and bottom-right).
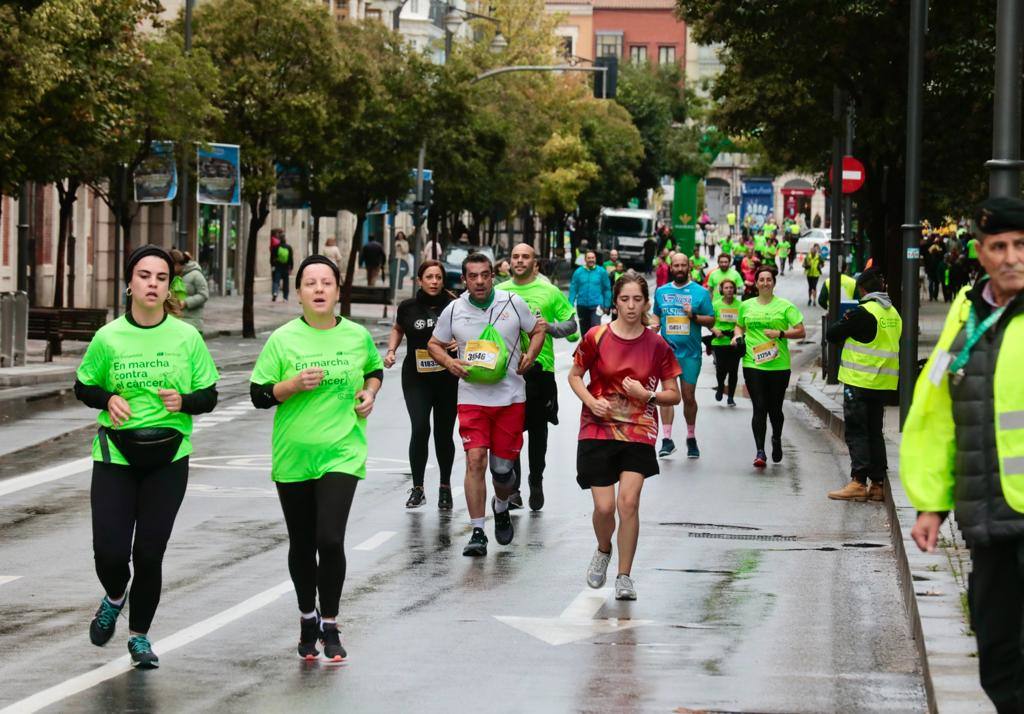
[
  {"x1": 629, "y1": 45, "x2": 648, "y2": 64},
  {"x1": 658, "y1": 46, "x2": 676, "y2": 65},
  {"x1": 596, "y1": 33, "x2": 623, "y2": 58},
  {"x1": 410, "y1": 0, "x2": 420, "y2": 12},
  {"x1": 561, "y1": 36, "x2": 574, "y2": 59}
]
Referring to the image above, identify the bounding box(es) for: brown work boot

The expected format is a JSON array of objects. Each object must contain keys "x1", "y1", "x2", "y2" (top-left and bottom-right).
[
  {"x1": 867, "y1": 482, "x2": 885, "y2": 502},
  {"x1": 827, "y1": 480, "x2": 869, "y2": 502}
]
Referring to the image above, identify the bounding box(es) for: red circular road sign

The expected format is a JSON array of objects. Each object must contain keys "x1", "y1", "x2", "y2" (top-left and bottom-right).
[{"x1": 828, "y1": 156, "x2": 867, "y2": 194}]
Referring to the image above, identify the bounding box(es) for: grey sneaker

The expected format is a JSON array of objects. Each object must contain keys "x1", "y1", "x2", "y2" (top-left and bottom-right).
[
  {"x1": 615, "y1": 574, "x2": 637, "y2": 601},
  {"x1": 586, "y1": 548, "x2": 612, "y2": 589}
]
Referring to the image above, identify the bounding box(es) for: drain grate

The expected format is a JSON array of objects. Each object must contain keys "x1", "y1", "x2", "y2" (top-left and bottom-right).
[
  {"x1": 688, "y1": 532, "x2": 797, "y2": 542},
  {"x1": 661, "y1": 521, "x2": 761, "y2": 531}
]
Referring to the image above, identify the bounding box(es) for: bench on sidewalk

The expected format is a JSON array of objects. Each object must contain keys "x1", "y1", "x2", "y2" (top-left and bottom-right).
[
  {"x1": 344, "y1": 284, "x2": 392, "y2": 319},
  {"x1": 28, "y1": 307, "x2": 108, "y2": 358}
]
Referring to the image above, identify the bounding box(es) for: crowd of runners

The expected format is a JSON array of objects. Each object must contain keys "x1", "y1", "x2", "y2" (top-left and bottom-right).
[{"x1": 72, "y1": 232, "x2": 811, "y2": 666}]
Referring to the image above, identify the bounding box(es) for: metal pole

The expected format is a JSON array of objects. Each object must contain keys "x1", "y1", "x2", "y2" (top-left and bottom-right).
[
  {"x1": 16, "y1": 183, "x2": 30, "y2": 294},
  {"x1": 177, "y1": 0, "x2": 195, "y2": 252},
  {"x1": 413, "y1": 142, "x2": 426, "y2": 276},
  {"x1": 826, "y1": 86, "x2": 845, "y2": 385},
  {"x1": 899, "y1": 0, "x2": 927, "y2": 427},
  {"x1": 844, "y1": 102, "x2": 855, "y2": 272},
  {"x1": 113, "y1": 168, "x2": 124, "y2": 318},
  {"x1": 987, "y1": 0, "x2": 1024, "y2": 197}
]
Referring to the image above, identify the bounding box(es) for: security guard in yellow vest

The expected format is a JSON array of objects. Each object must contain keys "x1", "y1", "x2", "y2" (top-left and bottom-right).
[
  {"x1": 824, "y1": 269, "x2": 901, "y2": 502},
  {"x1": 902, "y1": 197, "x2": 1024, "y2": 711},
  {"x1": 817, "y1": 271, "x2": 859, "y2": 310}
]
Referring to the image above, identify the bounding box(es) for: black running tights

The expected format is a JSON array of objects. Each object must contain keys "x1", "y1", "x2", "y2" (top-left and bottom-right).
[
  {"x1": 743, "y1": 368, "x2": 791, "y2": 451},
  {"x1": 712, "y1": 345, "x2": 741, "y2": 399},
  {"x1": 402, "y1": 368, "x2": 457, "y2": 489},
  {"x1": 276, "y1": 473, "x2": 358, "y2": 618},
  {"x1": 91, "y1": 457, "x2": 189, "y2": 634}
]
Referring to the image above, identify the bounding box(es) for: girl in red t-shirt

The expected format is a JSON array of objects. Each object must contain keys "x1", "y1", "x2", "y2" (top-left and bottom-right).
[{"x1": 568, "y1": 273, "x2": 681, "y2": 602}]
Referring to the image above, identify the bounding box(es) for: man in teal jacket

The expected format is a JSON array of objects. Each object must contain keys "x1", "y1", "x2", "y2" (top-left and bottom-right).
[{"x1": 569, "y1": 250, "x2": 611, "y2": 335}]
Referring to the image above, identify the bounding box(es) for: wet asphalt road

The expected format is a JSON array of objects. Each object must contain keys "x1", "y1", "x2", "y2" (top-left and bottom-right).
[{"x1": 0, "y1": 270, "x2": 926, "y2": 713}]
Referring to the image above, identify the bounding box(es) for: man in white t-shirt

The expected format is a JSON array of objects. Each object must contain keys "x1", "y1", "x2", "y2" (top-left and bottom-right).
[{"x1": 429, "y1": 253, "x2": 546, "y2": 556}]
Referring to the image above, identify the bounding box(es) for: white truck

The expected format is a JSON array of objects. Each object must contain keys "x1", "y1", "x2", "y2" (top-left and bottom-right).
[{"x1": 596, "y1": 207, "x2": 657, "y2": 269}]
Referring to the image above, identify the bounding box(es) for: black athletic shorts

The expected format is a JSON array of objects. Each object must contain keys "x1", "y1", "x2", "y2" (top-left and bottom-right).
[{"x1": 576, "y1": 439, "x2": 659, "y2": 490}]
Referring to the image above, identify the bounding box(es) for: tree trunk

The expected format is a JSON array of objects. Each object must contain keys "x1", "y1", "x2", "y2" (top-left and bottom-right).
[
  {"x1": 312, "y1": 214, "x2": 321, "y2": 255},
  {"x1": 52, "y1": 179, "x2": 79, "y2": 308},
  {"x1": 339, "y1": 211, "x2": 366, "y2": 317},
  {"x1": 243, "y1": 193, "x2": 271, "y2": 339}
]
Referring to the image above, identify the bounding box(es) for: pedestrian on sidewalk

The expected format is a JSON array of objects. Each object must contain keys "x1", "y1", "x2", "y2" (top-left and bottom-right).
[
  {"x1": 902, "y1": 197, "x2": 1024, "y2": 713},
  {"x1": 824, "y1": 268, "x2": 902, "y2": 503},
  {"x1": 272, "y1": 234, "x2": 294, "y2": 302},
  {"x1": 75, "y1": 245, "x2": 220, "y2": 669},
  {"x1": 422, "y1": 234, "x2": 443, "y2": 263},
  {"x1": 569, "y1": 250, "x2": 611, "y2": 336},
  {"x1": 321, "y1": 237, "x2": 343, "y2": 268},
  {"x1": 169, "y1": 249, "x2": 209, "y2": 332},
  {"x1": 361, "y1": 237, "x2": 386, "y2": 287}
]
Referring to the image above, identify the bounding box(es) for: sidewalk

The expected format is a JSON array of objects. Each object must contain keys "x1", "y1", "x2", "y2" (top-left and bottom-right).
[{"x1": 794, "y1": 297, "x2": 991, "y2": 714}]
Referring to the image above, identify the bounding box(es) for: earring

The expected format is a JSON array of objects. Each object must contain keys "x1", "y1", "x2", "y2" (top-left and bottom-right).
[{"x1": 125, "y1": 287, "x2": 133, "y2": 297}]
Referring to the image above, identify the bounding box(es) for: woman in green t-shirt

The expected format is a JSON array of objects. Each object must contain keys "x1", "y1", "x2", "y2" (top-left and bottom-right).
[
  {"x1": 803, "y1": 244, "x2": 822, "y2": 306},
  {"x1": 250, "y1": 255, "x2": 384, "y2": 663},
  {"x1": 733, "y1": 266, "x2": 805, "y2": 468},
  {"x1": 710, "y1": 278, "x2": 742, "y2": 406},
  {"x1": 74, "y1": 245, "x2": 220, "y2": 669}
]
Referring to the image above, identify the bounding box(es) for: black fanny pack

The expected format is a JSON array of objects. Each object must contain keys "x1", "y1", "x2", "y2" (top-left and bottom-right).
[{"x1": 100, "y1": 427, "x2": 184, "y2": 472}]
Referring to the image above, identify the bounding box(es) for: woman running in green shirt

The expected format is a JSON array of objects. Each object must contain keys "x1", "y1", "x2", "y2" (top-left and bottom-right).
[
  {"x1": 250, "y1": 255, "x2": 384, "y2": 662},
  {"x1": 75, "y1": 245, "x2": 219, "y2": 669},
  {"x1": 733, "y1": 266, "x2": 805, "y2": 468},
  {"x1": 803, "y1": 244, "x2": 822, "y2": 306},
  {"x1": 710, "y1": 278, "x2": 742, "y2": 406}
]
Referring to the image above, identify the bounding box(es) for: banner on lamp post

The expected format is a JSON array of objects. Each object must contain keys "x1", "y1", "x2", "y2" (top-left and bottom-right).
[
  {"x1": 197, "y1": 143, "x2": 241, "y2": 205},
  {"x1": 275, "y1": 164, "x2": 308, "y2": 209},
  {"x1": 133, "y1": 141, "x2": 177, "y2": 203}
]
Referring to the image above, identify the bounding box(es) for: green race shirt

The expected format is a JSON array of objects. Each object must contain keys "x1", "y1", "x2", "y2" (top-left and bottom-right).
[
  {"x1": 737, "y1": 296, "x2": 804, "y2": 371},
  {"x1": 76, "y1": 315, "x2": 219, "y2": 465},
  {"x1": 711, "y1": 295, "x2": 741, "y2": 346},
  {"x1": 707, "y1": 267, "x2": 744, "y2": 295},
  {"x1": 498, "y1": 278, "x2": 577, "y2": 372},
  {"x1": 777, "y1": 241, "x2": 791, "y2": 257},
  {"x1": 251, "y1": 317, "x2": 384, "y2": 482}
]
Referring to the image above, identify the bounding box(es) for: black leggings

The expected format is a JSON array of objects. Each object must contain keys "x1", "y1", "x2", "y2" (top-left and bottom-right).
[
  {"x1": 806, "y1": 275, "x2": 819, "y2": 296},
  {"x1": 276, "y1": 473, "x2": 358, "y2": 618},
  {"x1": 514, "y1": 366, "x2": 558, "y2": 486},
  {"x1": 91, "y1": 457, "x2": 189, "y2": 634},
  {"x1": 743, "y1": 368, "x2": 791, "y2": 451},
  {"x1": 712, "y1": 344, "x2": 741, "y2": 398},
  {"x1": 401, "y1": 366, "x2": 457, "y2": 489}
]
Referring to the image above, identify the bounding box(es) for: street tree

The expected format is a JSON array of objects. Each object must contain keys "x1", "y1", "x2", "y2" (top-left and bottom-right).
[{"x1": 191, "y1": 0, "x2": 338, "y2": 338}]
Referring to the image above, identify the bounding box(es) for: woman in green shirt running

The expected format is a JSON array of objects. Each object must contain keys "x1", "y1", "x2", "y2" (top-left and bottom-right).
[
  {"x1": 250, "y1": 255, "x2": 384, "y2": 663},
  {"x1": 710, "y1": 278, "x2": 742, "y2": 406},
  {"x1": 733, "y1": 265, "x2": 805, "y2": 468},
  {"x1": 75, "y1": 245, "x2": 220, "y2": 669},
  {"x1": 803, "y1": 244, "x2": 823, "y2": 306}
]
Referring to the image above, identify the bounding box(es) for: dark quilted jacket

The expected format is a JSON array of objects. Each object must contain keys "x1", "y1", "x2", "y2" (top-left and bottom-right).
[{"x1": 950, "y1": 285, "x2": 1024, "y2": 546}]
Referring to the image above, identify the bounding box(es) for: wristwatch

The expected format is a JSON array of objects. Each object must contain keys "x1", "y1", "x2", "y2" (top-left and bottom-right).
[{"x1": 647, "y1": 391, "x2": 657, "y2": 404}]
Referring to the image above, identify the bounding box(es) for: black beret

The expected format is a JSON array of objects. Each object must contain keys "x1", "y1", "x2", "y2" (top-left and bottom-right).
[
  {"x1": 975, "y1": 196, "x2": 1024, "y2": 235},
  {"x1": 295, "y1": 254, "x2": 341, "y2": 289},
  {"x1": 124, "y1": 245, "x2": 174, "y2": 284}
]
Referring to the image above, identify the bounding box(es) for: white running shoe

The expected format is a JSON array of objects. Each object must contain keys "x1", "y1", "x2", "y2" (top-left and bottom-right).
[
  {"x1": 615, "y1": 574, "x2": 637, "y2": 601},
  {"x1": 586, "y1": 548, "x2": 612, "y2": 589}
]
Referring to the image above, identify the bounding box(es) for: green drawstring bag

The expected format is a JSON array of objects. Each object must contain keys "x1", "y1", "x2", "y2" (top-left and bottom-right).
[{"x1": 464, "y1": 322, "x2": 509, "y2": 384}]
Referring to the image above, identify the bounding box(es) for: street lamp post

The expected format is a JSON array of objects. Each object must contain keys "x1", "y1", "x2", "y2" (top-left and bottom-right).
[
  {"x1": 987, "y1": 0, "x2": 1024, "y2": 197},
  {"x1": 826, "y1": 86, "x2": 845, "y2": 385},
  {"x1": 177, "y1": 0, "x2": 196, "y2": 253}
]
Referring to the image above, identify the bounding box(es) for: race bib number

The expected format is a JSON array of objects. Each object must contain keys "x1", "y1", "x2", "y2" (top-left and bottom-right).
[
  {"x1": 665, "y1": 315, "x2": 690, "y2": 336},
  {"x1": 415, "y1": 349, "x2": 444, "y2": 374},
  {"x1": 752, "y1": 340, "x2": 780, "y2": 365},
  {"x1": 718, "y1": 308, "x2": 738, "y2": 324},
  {"x1": 465, "y1": 340, "x2": 499, "y2": 369}
]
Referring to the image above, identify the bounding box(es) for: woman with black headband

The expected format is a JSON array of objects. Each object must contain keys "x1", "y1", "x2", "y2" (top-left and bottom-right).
[
  {"x1": 74, "y1": 245, "x2": 219, "y2": 669},
  {"x1": 250, "y1": 255, "x2": 384, "y2": 662}
]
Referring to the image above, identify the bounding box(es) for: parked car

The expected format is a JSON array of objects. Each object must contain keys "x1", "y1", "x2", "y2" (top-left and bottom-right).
[
  {"x1": 442, "y1": 245, "x2": 496, "y2": 291},
  {"x1": 795, "y1": 228, "x2": 832, "y2": 254}
]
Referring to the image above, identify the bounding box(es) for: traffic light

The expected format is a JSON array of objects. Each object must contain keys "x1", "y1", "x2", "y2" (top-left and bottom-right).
[{"x1": 593, "y1": 56, "x2": 618, "y2": 99}]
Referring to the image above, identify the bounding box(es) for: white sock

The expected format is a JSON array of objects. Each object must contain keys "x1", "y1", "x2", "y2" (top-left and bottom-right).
[
  {"x1": 107, "y1": 594, "x2": 125, "y2": 607},
  {"x1": 661, "y1": 424, "x2": 672, "y2": 440},
  {"x1": 493, "y1": 496, "x2": 509, "y2": 514},
  {"x1": 321, "y1": 617, "x2": 337, "y2": 628},
  {"x1": 471, "y1": 517, "x2": 485, "y2": 530},
  {"x1": 300, "y1": 610, "x2": 317, "y2": 621}
]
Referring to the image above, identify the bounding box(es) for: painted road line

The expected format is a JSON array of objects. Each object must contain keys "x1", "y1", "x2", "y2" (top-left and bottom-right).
[
  {"x1": 353, "y1": 530, "x2": 397, "y2": 551},
  {"x1": 494, "y1": 588, "x2": 654, "y2": 646},
  {"x1": 0, "y1": 576, "x2": 22, "y2": 586},
  {"x1": 0, "y1": 457, "x2": 92, "y2": 499},
  {"x1": 0, "y1": 580, "x2": 294, "y2": 714}
]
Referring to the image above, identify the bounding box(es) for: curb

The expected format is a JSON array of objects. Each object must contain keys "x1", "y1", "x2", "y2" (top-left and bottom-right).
[{"x1": 794, "y1": 380, "x2": 989, "y2": 714}]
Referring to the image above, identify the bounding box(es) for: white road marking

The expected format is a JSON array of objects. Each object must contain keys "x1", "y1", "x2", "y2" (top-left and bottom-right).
[
  {"x1": 0, "y1": 457, "x2": 92, "y2": 498},
  {"x1": 0, "y1": 579, "x2": 294, "y2": 714},
  {"x1": 353, "y1": 530, "x2": 396, "y2": 551},
  {"x1": 494, "y1": 588, "x2": 654, "y2": 646},
  {"x1": 0, "y1": 576, "x2": 22, "y2": 586}
]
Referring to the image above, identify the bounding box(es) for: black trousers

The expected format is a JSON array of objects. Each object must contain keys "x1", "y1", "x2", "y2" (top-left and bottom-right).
[
  {"x1": 843, "y1": 385, "x2": 889, "y2": 483},
  {"x1": 514, "y1": 366, "x2": 558, "y2": 488},
  {"x1": 712, "y1": 344, "x2": 741, "y2": 398},
  {"x1": 276, "y1": 473, "x2": 358, "y2": 618},
  {"x1": 969, "y1": 539, "x2": 1024, "y2": 713},
  {"x1": 743, "y1": 368, "x2": 790, "y2": 451},
  {"x1": 91, "y1": 457, "x2": 189, "y2": 634},
  {"x1": 401, "y1": 366, "x2": 458, "y2": 489},
  {"x1": 577, "y1": 306, "x2": 599, "y2": 336}
]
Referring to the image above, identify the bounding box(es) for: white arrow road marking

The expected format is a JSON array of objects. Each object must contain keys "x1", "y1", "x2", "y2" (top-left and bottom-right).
[
  {"x1": 0, "y1": 576, "x2": 22, "y2": 586},
  {"x1": 353, "y1": 530, "x2": 396, "y2": 551},
  {"x1": 494, "y1": 588, "x2": 654, "y2": 646},
  {"x1": 0, "y1": 457, "x2": 92, "y2": 498}
]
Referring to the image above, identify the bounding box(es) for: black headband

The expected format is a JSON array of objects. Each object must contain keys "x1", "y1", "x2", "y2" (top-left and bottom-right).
[
  {"x1": 295, "y1": 254, "x2": 342, "y2": 288},
  {"x1": 125, "y1": 245, "x2": 174, "y2": 284}
]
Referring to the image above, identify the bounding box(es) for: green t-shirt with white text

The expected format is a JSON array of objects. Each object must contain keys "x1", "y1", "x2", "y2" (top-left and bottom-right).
[
  {"x1": 711, "y1": 295, "x2": 741, "y2": 346},
  {"x1": 737, "y1": 296, "x2": 804, "y2": 371},
  {"x1": 498, "y1": 278, "x2": 577, "y2": 372},
  {"x1": 76, "y1": 315, "x2": 219, "y2": 465},
  {"x1": 251, "y1": 317, "x2": 384, "y2": 482}
]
